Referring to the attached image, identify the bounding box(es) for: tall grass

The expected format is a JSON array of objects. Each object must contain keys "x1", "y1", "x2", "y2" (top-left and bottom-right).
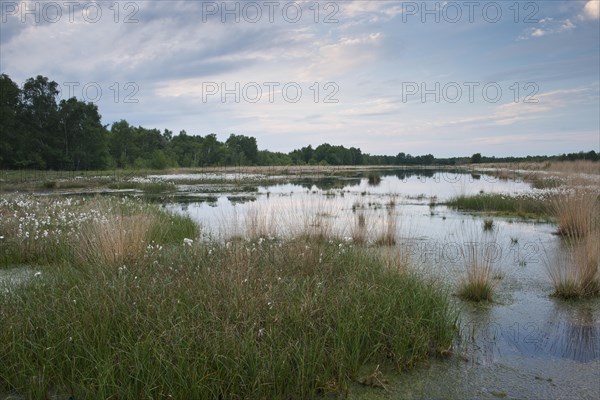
[
  {"x1": 549, "y1": 189, "x2": 599, "y2": 238},
  {"x1": 367, "y1": 172, "x2": 382, "y2": 186},
  {"x1": 76, "y1": 214, "x2": 155, "y2": 267},
  {"x1": 244, "y1": 204, "x2": 277, "y2": 240},
  {"x1": 545, "y1": 160, "x2": 600, "y2": 176},
  {"x1": 0, "y1": 238, "x2": 456, "y2": 399},
  {"x1": 456, "y1": 228, "x2": 499, "y2": 302},
  {"x1": 350, "y1": 210, "x2": 369, "y2": 244},
  {"x1": 542, "y1": 187, "x2": 599, "y2": 298},
  {"x1": 0, "y1": 194, "x2": 457, "y2": 398},
  {"x1": 544, "y1": 231, "x2": 600, "y2": 299},
  {"x1": 296, "y1": 200, "x2": 337, "y2": 241},
  {"x1": 375, "y1": 209, "x2": 397, "y2": 246}
]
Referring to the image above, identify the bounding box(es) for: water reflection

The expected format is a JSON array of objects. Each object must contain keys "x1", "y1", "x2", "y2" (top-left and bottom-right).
[
  {"x1": 167, "y1": 170, "x2": 536, "y2": 241},
  {"x1": 461, "y1": 299, "x2": 600, "y2": 365},
  {"x1": 543, "y1": 303, "x2": 599, "y2": 362},
  {"x1": 295, "y1": 177, "x2": 360, "y2": 190},
  {"x1": 391, "y1": 169, "x2": 435, "y2": 181}
]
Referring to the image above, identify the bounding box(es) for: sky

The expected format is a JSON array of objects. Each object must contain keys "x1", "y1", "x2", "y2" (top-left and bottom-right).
[{"x1": 1, "y1": 0, "x2": 599, "y2": 157}]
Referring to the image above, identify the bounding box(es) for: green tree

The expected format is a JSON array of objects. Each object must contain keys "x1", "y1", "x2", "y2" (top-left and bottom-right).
[
  {"x1": 108, "y1": 120, "x2": 137, "y2": 167},
  {"x1": 226, "y1": 134, "x2": 258, "y2": 165},
  {"x1": 19, "y1": 76, "x2": 61, "y2": 168},
  {"x1": 0, "y1": 74, "x2": 22, "y2": 168},
  {"x1": 201, "y1": 133, "x2": 228, "y2": 165},
  {"x1": 58, "y1": 98, "x2": 109, "y2": 169},
  {"x1": 471, "y1": 153, "x2": 482, "y2": 164}
]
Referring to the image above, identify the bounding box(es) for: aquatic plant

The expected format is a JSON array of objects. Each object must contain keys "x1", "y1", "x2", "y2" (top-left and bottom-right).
[
  {"x1": 350, "y1": 211, "x2": 368, "y2": 245},
  {"x1": 446, "y1": 192, "x2": 549, "y2": 218},
  {"x1": 483, "y1": 219, "x2": 494, "y2": 231},
  {"x1": 367, "y1": 173, "x2": 381, "y2": 186},
  {"x1": 0, "y1": 224, "x2": 456, "y2": 399},
  {"x1": 375, "y1": 209, "x2": 397, "y2": 246},
  {"x1": 549, "y1": 188, "x2": 598, "y2": 239},
  {"x1": 456, "y1": 228, "x2": 499, "y2": 302},
  {"x1": 544, "y1": 230, "x2": 600, "y2": 299}
]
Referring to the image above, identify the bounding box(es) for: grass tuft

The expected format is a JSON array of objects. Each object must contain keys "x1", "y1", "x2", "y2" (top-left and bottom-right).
[
  {"x1": 544, "y1": 231, "x2": 600, "y2": 299},
  {"x1": 76, "y1": 214, "x2": 154, "y2": 267},
  {"x1": 375, "y1": 209, "x2": 397, "y2": 246},
  {"x1": 456, "y1": 228, "x2": 498, "y2": 302},
  {"x1": 367, "y1": 173, "x2": 382, "y2": 186},
  {"x1": 446, "y1": 193, "x2": 548, "y2": 218},
  {"x1": 483, "y1": 219, "x2": 494, "y2": 231},
  {"x1": 351, "y1": 211, "x2": 368, "y2": 245},
  {"x1": 549, "y1": 189, "x2": 599, "y2": 239}
]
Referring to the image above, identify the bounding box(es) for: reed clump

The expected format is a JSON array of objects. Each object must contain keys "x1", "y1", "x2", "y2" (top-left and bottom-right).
[
  {"x1": 456, "y1": 228, "x2": 499, "y2": 302},
  {"x1": 544, "y1": 230, "x2": 600, "y2": 299},
  {"x1": 548, "y1": 188, "x2": 599, "y2": 239},
  {"x1": 76, "y1": 214, "x2": 155, "y2": 267},
  {"x1": 375, "y1": 209, "x2": 397, "y2": 246},
  {"x1": 367, "y1": 173, "x2": 382, "y2": 186},
  {"x1": 351, "y1": 211, "x2": 368, "y2": 244}
]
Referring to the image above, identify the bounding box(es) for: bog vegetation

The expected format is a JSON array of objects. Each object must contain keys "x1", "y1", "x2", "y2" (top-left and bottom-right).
[{"x1": 0, "y1": 195, "x2": 457, "y2": 399}]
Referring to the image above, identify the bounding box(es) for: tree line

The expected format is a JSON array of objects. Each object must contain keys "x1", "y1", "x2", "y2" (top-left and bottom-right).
[{"x1": 1, "y1": 74, "x2": 597, "y2": 170}]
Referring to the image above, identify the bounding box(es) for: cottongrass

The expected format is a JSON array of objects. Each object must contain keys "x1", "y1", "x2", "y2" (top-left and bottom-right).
[
  {"x1": 446, "y1": 192, "x2": 548, "y2": 218},
  {"x1": 0, "y1": 194, "x2": 457, "y2": 398},
  {"x1": 0, "y1": 194, "x2": 198, "y2": 268},
  {"x1": 0, "y1": 236, "x2": 457, "y2": 399}
]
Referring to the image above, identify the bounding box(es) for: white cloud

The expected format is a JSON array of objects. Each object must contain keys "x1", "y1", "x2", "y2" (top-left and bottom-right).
[
  {"x1": 340, "y1": 1, "x2": 403, "y2": 19},
  {"x1": 531, "y1": 28, "x2": 546, "y2": 37},
  {"x1": 339, "y1": 98, "x2": 400, "y2": 117},
  {"x1": 297, "y1": 33, "x2": 384, "y2": 80},
  {"x1": 583, "y1": 1, "x2": 600, "y2": 20},
  {"x1": 520, "y1": 17, "x2": 577, "y2": 40},
  {"x1": 560, "y1": 19, "x2": 576, "y2": 31},
  {"x1": 396, "y1": 86, "x2": 597, "y2": 132}
]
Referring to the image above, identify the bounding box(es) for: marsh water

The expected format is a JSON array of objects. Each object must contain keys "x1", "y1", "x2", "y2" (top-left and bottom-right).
[
  {"x1": 2, "y1": 168, "x2": 598, "y2": 399},
  {"x1": 161, "y1": 168, "x2": 599, "y2": 399}
]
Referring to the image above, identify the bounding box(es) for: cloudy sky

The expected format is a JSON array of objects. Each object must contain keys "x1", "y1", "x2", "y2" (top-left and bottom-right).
[{"x1": 1, "y1": 0, "x2": 599, "y2": 157}]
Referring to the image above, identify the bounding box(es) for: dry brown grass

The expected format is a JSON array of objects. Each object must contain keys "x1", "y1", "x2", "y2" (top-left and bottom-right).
[
  {"x1": 375, "y1": 209, "x2": 397, "y2": 246},
  {"x1": 549, "y1": 189, "x2": 599, "y2": 238},
  {"x1": 545, "y1": 160, "x2": 600, "y2": 176},
  {"x1": 576, "y1": 233, "x2": 600, "y2": 296},
  {"x1": 76, "y1": 214, "x2": 155, "y2": 267},
  {"x1": 484, "y1": 160, "x2": 599, "y2": 176},
  {"x1": 456, "y1": 228, "x2": 498, "y2": 302},
  {"x1": 245, "y1": 205, "x2": 277, "y2": 240},
  {"x1": 544, "y1": 231, "x2": 600, "y2": 298},
  {"x1": 350, "y1": 211, "x2": 369, "y2": 244},
  {"x1": 543, "y1": 183, "x2": 599, "y2": 298}
]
